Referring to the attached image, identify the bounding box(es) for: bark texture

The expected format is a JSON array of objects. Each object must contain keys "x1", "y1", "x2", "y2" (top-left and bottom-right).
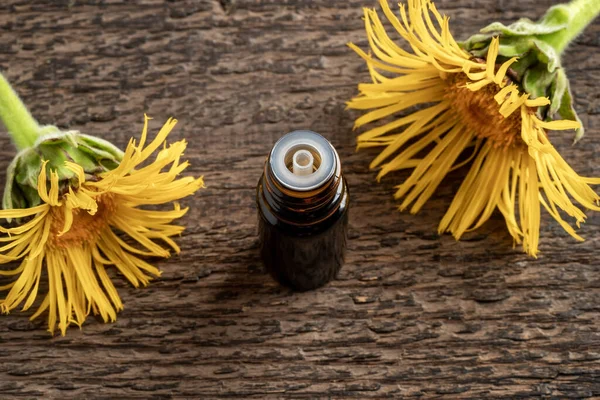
[{"x1": 0, "y1": 0, "x2": 599, "y2": 398}]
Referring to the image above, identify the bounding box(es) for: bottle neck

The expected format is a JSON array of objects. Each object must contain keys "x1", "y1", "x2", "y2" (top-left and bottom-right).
[{"x1": 259, "y1": 152, "x2": 347, "y2": 228}]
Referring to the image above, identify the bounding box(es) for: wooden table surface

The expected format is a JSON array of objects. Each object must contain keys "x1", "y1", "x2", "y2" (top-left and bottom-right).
[{"x1": 0, "y1": 0, "x2": 599, "y2": 398}]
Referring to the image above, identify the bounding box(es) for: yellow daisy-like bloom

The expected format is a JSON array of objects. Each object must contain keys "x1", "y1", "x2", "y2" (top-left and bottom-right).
[
  {"x1": 0, "y1": 115, "x2": 204, "y2": 335},
  {"x1": 348, "y1": 0, "x2": 600, "y2": 257}
]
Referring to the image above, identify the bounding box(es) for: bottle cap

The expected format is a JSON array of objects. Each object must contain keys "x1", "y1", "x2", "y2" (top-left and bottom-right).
[{"x1": 269, "y1": 130, "x2": 336, "y2": 191}]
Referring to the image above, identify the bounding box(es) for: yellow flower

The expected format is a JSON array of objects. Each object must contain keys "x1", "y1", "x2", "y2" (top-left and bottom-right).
[
  {"x1": 0, "y1": 115, "x2": 204, "y2": 335},
  {"x1": 348, "y1": 0, "x2": 600, "y2": 256}
]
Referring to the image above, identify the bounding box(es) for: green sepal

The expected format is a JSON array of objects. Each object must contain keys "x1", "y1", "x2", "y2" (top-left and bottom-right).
[
  {"x1": 554, "y1": 76, "x2": 584, "y2": 143},
  {"x1": 550, "y1": 69, "x2": 568, "y2": 116},
  {"x1": 2, "y1": 127, "x2": 124, "y2": 212},
  {"x1": 478, "y1": 18, "x2": 565, "y2": 37},
  {"x1": 523, "y1": 65, "x2": 555, "y2": 100},
  {"x1": 532, "y1": 40, "x2": 560, "y2": 72},
  {"x1": 521, "y1": 64, "x2": 556, "y2": 120}
]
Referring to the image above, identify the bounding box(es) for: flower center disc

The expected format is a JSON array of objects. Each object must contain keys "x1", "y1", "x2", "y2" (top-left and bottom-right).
[
  {"x1": 49, "y1": 193, "x2": 117, "y2": 249},
  {"x1": 445, "y1": 74, "x2": 522, "y2": 148}
]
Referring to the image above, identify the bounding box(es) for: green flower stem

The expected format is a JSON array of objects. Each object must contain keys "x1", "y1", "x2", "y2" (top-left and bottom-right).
[
  {"x1": 0, "y1": 73, "x2": 41, "y2": 152},
  {"x1": 542, "y1": 0, "x2": 600, "y2": 55}
]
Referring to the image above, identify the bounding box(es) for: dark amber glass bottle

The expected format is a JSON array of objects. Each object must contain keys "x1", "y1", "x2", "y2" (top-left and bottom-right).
[{"x1": 256, "y1": 130, "x2": 349, "y2": 291}]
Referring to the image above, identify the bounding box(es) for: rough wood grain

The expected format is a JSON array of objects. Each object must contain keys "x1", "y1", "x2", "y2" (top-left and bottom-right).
[{"x1": 0, "y1": 0, "x2": 599, "y2": 398}]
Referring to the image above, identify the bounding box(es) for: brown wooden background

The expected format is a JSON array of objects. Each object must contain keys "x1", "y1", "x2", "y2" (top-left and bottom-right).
[{"x1": 0, "y1": 0, "x2": 599, "y2": 398}]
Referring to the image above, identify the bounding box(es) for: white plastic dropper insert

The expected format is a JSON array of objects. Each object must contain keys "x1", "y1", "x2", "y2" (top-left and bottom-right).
[
  {"x1": 292, "y1": 149, "x2": 314, "y2": 176},
  {"x1": 269, "y1": 130, "x2": 336, "y2": 192}
]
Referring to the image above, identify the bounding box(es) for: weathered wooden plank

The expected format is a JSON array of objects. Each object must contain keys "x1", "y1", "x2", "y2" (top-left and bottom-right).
[{"x1": 0, "y1": 0, "x2": 598, "y2": 398}]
